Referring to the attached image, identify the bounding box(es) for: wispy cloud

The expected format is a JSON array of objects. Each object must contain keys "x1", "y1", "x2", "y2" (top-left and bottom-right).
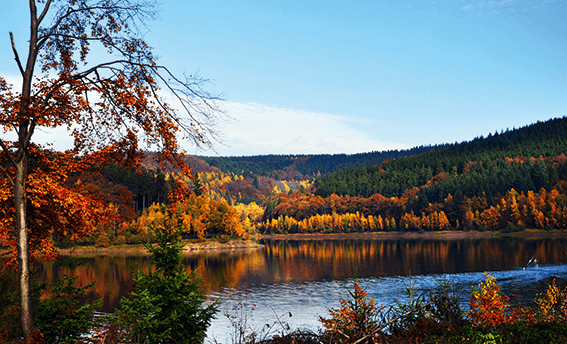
[
  {"x1": 192, "y1": 101, "x2": 405, "y2": 156},
  {"x1": 1, "y1": 72, "x2": 405, "y2": 157}
]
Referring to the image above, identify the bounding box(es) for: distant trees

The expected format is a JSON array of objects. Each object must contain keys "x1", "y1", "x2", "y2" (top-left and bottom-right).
[{"x1": 257, "y1": 177, "x2": 567, "y2": 234}]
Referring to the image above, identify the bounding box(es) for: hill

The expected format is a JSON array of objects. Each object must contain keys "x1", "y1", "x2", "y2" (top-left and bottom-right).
[
  {"x1": 260, "y1": 117, "x2": 567, "y2": 233},
  {"x1": 198, "y1": 144, "x2": 443, "y2": 177},
  {"x1": 84, "y1": 116, "x2": 567, "y2": 235},
  {"x1": 314, "y1": 117, "x2": 567, "y2": 200}
]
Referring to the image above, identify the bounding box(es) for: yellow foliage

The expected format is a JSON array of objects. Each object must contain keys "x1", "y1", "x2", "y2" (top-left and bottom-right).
[
  {"x1": 128, "y1": 193, "x2": 247, "y2": 240},
  {"x1": 537, "y1": 279, "x2": 567, "y2": 322}
]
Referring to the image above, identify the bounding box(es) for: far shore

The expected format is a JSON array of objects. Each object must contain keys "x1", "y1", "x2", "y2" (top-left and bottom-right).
[
  {"x1": 254, "y1": 228, "x2": 567, "y2": 241},
  {"x1": 46, "y1": 229, "x2": 567, "y2": 257}
]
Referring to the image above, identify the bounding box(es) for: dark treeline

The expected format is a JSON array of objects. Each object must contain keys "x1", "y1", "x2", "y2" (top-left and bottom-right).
[
  {"x1": 315, "y1": 117, "x2": 567, "y2": 201},
  {"x1": 199, "y1": 145, "x2": 442, "y2": 177},
  {"x1": 101, "y1": 163, "x2": 171, "y2": 210}
]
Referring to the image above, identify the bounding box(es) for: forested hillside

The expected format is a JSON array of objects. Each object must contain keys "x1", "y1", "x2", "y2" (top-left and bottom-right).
[
  {"x1": 71, "y1": 116, "x2": 567, "y2": 242},
  {"x1": 314, "y1": 117, "x2": 567, "y2": 200},
  {"x1": 260, "y1": 117, "x2": 567, "y2": 233},
  {"x1": 199, "y1": 144, "x2": 442, "y2": 177}
]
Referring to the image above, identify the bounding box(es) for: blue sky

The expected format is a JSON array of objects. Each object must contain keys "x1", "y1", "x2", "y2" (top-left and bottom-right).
[{"x1": 1, "y1": 0, "x2": 566, "y2": 156}]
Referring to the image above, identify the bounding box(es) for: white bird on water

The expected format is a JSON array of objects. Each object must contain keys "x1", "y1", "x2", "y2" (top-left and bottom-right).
[{"x1": 523, "y1": 255, "x2": 538, "y2": 270}]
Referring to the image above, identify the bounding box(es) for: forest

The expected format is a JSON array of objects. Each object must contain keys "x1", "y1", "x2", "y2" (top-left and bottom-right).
[{"x1": 67, "y1": 116, "x2": 567, "y2": 245}]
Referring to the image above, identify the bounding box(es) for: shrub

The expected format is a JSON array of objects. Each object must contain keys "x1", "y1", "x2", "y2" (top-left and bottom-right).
[
  {"x1": 35, "y1": 258, "x2": 102, "y2": 344},
  {"x1": 0, "y1": 267, "x2": 20, "y2": 340},
  {"x1": 117, "y1": 216, "x2": 218, "y2": 344},
  {"x1": 319, "y1": 282, "x2": 385, "y2": 342},
  {"x1": 536, "y1": 278, "x2": 567, "y2": 322},
  {"x1": 469, "y1": 273, "x2": 535, "y2": 328}
]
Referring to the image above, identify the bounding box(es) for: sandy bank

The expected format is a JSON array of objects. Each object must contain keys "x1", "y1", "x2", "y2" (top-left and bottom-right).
[{"x1": 54, "y1": 239, "x2": 263, "y2": 256}]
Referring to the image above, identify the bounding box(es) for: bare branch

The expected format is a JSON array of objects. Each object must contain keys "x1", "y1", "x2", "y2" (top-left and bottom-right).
[
  {"x1": 37, "y1": 0, "x2": 53, "y2": 25},
  {"x1": 37, "y1": 1, "x2": 157, "y2": 50},
  {"x1": 9, "y1": 32, "x2": 25, "y2": 77}
]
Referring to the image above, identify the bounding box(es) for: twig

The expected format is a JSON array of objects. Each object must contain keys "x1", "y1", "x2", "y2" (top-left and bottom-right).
[{"x1": 352, "y1": 302, "x2": 432, "y2": 344}]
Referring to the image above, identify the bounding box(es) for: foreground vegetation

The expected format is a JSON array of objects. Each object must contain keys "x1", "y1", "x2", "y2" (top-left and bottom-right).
[{"x1": 217, "y1": 274, "x2": 567, "y2": 344}]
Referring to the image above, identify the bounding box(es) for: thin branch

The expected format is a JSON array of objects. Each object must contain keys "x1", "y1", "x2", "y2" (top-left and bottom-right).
[
  {"x1": 9, "y1": 32, "x2": 25, "y2": 77},
  {"x1": 0, "y1": 162, "x2": 15, "y2": 188},
  {"x1": 37, "y1": 2, "x2": 155, "y2": 49},
  {"x1": 352, "y1": 302, "x2": 433, "y2": 344},
  {"x1": 23, "y1": 118, "x2": 37, "y2": 148},
  {"x1": 0, "y1": 138, "x2": 18, "y2": 170},
  {"x1": 37, "y1": 0, "x2": 53, "y2": 25}
]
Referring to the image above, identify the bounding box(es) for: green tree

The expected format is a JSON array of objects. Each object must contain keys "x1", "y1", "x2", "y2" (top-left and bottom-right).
[
  {"x1": 118, "y1": 216, "x2": 218, "y2": 344},
  {"x1": 35, "y1": 259, "x2": 102, "y2": 344}
]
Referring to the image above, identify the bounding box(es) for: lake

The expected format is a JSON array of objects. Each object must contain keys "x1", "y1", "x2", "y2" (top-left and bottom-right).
[{"x1": 39, "y1": 235, "x2": 567, "y2": 342}]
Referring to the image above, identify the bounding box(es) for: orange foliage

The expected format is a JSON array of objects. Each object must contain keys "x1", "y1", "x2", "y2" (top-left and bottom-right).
[
  {"x1": 536, "y1": 279, "x2": 567, "y2": 322},
  {"x1": 129, "y1": 193, "x2": 244, "y2": 241},
  {"x1": 469, "y1": 273, "x2": 535, "y2": 327},
  {"x1": 320, "y1": 282, "x2": 381, "y2": 340},
  {"x1": 0, "y1": 145, "x2": 113, "y2": 264}
]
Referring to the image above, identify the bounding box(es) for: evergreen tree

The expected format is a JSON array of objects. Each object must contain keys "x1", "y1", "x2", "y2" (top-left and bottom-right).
[{"x1": 118, "y1": 216, "x2": 218, "y2": 343}]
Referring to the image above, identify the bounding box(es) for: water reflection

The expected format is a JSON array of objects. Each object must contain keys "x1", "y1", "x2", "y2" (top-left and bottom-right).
[{"x1": 38, "y1": 236, "x2": 567, "y2": 315}]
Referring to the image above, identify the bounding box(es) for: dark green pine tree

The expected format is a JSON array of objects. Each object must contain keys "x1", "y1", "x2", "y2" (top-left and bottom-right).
[{"x1": 118, "y1": 217, "x2": 218, "y2": 344}]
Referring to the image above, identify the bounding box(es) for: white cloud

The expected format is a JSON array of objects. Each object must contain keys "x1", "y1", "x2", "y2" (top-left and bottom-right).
[
  {"x1": 1, "y1": 71, "x2": 405, "y2": 156},
  {"x1": 192, "y1": 101, "x2": 405, "y2": 156}
]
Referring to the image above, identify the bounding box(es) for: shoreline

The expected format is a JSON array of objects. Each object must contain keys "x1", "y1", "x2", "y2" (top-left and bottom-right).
[
  {"x1": 254, "y1": 229, "x2": 567, "y2": 241},
  {"x1": 55, "y1": 239, "x2": 265, "y2": 256},
  {"x1": 42, "y1": 229, "x2": 567, "y2": 256}
]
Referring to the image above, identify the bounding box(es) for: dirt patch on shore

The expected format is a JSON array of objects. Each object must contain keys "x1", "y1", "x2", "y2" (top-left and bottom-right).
[
  {"x1": 54, "y1": 239, "x2": 264, "y2": 257},
  {"x1": 183, "y1": 240, "x2": 264, "y2": 253}
]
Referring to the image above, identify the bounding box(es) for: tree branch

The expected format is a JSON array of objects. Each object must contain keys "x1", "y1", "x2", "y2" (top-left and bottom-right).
[
  {"x1": 9, "y1": 32, "x2": 25, "y2": 77},
  {"x1": 0, "y1": 138, "x2": 18, "y2": 171},
  {"x1": 0, "y1": 162, "x2": 15, "y2": 188},
  {"x1": 37, "y1": 0, "x2": 53, "y2": 25}
]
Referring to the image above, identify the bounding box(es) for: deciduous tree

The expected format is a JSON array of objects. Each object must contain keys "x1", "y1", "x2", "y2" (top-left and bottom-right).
[{"x1": 1, "y1": 0, "x2": 222, "y2": 337}]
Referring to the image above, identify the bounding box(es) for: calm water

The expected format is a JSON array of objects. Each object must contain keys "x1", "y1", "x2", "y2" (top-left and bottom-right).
[{"x1": 39, "y1": 236, "x2": 567, "y2": 342}]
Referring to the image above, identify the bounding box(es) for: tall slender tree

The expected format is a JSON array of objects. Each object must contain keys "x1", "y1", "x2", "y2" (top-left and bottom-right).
[{"x1": 0, "y1": 0, "x2": 223, "y2": 337}]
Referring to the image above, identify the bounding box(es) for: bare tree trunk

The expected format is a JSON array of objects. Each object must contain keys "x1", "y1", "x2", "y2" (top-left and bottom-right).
[
  {"x1": 15, "y1": 1, "x2": 40, "y2": 335},
  {"x1": 15, "y1": 157, "x2": 35, "y2": 337}
]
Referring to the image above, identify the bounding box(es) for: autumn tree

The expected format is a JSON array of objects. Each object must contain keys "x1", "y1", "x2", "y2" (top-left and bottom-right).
[{"x1": 0, "y1": 0, "x2": 223, "y2": 338}]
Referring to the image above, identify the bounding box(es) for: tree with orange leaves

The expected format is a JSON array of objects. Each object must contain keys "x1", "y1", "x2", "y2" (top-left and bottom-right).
[{"x1": 1, "y1": 0, "x2": 222, "y2": 337}]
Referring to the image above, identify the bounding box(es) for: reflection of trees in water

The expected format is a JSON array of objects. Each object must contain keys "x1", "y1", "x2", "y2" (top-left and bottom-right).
[
  {"x1": 38, "y1": 238, "x2": 567, "y2": 313},
  {"x1": 263, "y1": 238, "x2": 567, "y2": 282}
]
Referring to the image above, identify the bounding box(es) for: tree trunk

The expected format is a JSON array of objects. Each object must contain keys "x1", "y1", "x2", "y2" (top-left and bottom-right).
[{"x1": 15, "y1": 157, "x2": 35, "y2": 337}]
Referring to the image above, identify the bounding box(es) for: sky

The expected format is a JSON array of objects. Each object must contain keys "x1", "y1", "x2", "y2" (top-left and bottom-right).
[{"x1": 1, "y1": 0, "x2": 567, "y2": 156}]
